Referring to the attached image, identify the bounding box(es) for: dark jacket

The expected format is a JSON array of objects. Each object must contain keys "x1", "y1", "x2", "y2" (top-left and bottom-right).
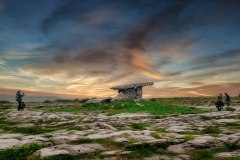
[
  {"x1": 16, "y1": 92, "x2": 24, "y2": 102},
  {"x1": 226, "y1": 95, "x2": 230, "y2": 102}
]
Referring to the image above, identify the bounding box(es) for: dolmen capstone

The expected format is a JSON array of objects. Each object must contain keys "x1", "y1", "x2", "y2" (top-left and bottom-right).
[{"x1": 111, "y1": 82, "x2": 154, "y2": 100}]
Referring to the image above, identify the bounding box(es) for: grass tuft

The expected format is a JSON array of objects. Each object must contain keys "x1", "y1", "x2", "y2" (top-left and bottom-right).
[
  {"x1": 0, "y1": 143, "x2": 41, "y2": 160},
  {"x1": 190, "y1": 149, "x2": 213, "y2": 160},
  {"x1": 201, "y1": 125, "x2": 220, "y2": 134},
  {"x1": 150, "y1": 132, "x2": 161, "y2": 139},
  {"x1": 131, "y1": 123, "x2": 149, "y2": 130},
  {"x1": 184, "y1": 134, "x2": 194, "y2": 141}
]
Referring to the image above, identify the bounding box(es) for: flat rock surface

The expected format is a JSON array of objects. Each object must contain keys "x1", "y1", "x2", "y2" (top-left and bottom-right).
[
  {"x1": 0, "y1": 105, "x2": 240, "y2": 159},
  {"x1": 34, "y1": 147, "x2": 70, "y2": 158},
  {"x1": 214, "y1": 150, "x2": 240, "y2": 158},
  {"x1": 0, "y1": 138, "x2": 22, "y2": 150}
]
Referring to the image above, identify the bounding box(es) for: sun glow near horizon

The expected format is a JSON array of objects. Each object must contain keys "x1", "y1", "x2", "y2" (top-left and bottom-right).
[{"x1": 0, "y1": 0, "x2": 240, "y2": 98}]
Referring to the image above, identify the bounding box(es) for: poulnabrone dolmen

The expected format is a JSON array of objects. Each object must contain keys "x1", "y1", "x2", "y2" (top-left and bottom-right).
[{"x1": 111, "y1": 82, "x2": 154, "y2": 100}]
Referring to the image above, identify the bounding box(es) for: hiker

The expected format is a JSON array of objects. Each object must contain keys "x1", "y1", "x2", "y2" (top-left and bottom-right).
[
  {"x1": 219, "y1": 93, "x2": 223, "y2": 100},
  {"x1": 16, "y1": 91, "x2": 25, "y2": 111},
  {"x1": 225, "y1": 93, "x2": 231, "y2": 110},
  {"x1": 215, "y1": 94, "x2": 224, "y2": 111}
]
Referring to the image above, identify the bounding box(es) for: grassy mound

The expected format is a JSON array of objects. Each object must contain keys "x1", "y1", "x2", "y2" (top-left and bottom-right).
[{"x1": 42, "y1": 99, "x2": 206, "y2": 115}]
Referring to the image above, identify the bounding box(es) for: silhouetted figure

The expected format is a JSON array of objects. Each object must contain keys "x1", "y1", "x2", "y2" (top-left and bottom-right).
[
  {"x1": 219, "y1": 93, "x2": 223, "y2": 101},
  {"x1": 16, "y1": 91, "x2": 25, "y2": 111},
  {"x1": 215, "y1": 94, "x2": 224, "y2": 111},
  {"x1": 225, "y1": 93, "x2": 231, "y2": 110}
]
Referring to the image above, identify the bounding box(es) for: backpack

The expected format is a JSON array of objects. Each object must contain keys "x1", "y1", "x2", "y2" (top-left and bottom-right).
[{"x1": 21, "y1": 102, "x2": 25, "y2": 109}]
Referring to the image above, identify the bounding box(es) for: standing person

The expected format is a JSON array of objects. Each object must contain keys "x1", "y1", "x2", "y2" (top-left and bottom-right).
[
  {"x1": 216, "y1": 94, "x2": 224, "y2": 111},
  {"x1": 219, "y1": 93, "x2": 223, "y2": 100},
  {"x1": 225, "y1": 93, "x2": 231, "y2": 110},
  {"x1": 16, "y1": 91, "x2": 24, "y2": 111}
]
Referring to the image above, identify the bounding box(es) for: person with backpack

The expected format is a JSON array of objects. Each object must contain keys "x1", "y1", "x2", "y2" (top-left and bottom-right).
[
  {"x1": 16, "y1": 91, "x2": 25, "y2": 111},
  {"x1": 225, "y1": 93, "x2": 231, "y2": 110},
  {"x1": 215, "y1": 94, "x2": 224, "y2": 111}
]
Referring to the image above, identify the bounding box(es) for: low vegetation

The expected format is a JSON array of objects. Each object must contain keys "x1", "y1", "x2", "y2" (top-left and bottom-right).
[
  {"x1": 131, "y1": 122, "x2": 149, "y2": 130},
  {"x1": 201, "y1": 125, "x2": 221, "y2": 134},
  {"x1": 69, "y1": 138, "x2": 124, "y2": 149},
  {"x1": 0, "y1": 143, "x2": 41, "y2": 160},
  {"x1": 0, "y1": 97, "x2": 239, "y2": 159},
  {"x1": 190, "y1": 143, "x2": 240, "y2": 160}
]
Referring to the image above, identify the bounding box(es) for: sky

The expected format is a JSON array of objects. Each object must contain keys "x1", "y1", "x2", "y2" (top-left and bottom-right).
[{"x1": 0, "y1": 0, "x2": 240, "y2": 98}]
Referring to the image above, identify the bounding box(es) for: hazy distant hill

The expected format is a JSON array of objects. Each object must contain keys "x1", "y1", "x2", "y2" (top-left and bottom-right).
[{"x1": 0, "y1": 95, "x2": 68, "y2": 102}]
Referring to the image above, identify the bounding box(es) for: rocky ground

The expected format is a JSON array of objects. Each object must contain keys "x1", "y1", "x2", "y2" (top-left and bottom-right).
[{"x1": 0, "y1": 105, "x2": 240, "y2": 160}]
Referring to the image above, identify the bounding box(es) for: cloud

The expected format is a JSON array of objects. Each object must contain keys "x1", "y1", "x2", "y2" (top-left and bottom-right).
[
  {"x1": 200, "y1": 49, "x2": 240, "y2": 64},
  {"x1": 28, "y1": 0, "x2": 240, "y2": 85},
  {"x1": 1, "y1": 0, "x2": 240, "y2": 98},
  {"x1": 188, "y1": 82, "x2": 205, "y2": 86},
  {"x1": 144, "y1": 82, "x2": 240, "y2": 98},
  {"x1": 125, "y1": 48, "x2": 165, "y2": 80},
  {"x1": 41, "y1": 0, "x2": 115, "y2": 33},
  {"x1": 183, "y1": 49, "x2": 240, "y2": 72},
  {"x1": 0, "y1": 58, "x2": 6, "y2": 65},
  {"x1": 0, "y1": 87, "x2": 83, "y2": 97}
]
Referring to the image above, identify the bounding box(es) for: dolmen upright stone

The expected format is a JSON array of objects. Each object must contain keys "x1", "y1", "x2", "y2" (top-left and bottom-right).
[{"x1": 111, "y1": 82, "x2": 154, "y2": 100}]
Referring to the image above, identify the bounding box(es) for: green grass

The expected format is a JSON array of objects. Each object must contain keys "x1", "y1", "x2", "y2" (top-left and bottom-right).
[
  {"x1": 178, "y1": 131, "x2": 203, "y2": 137},
  {"x1": 190, "y1": 141, "x2": 240, "y2": 160},
  {"x1": 0, "y1": 143, "x2": 41, "y2": 160},
  {"x1": 41, "y1": 152, "x2": 101, "y2": 160},
  {"x1": 0, "y1": 100, "x2": 11, "y2": 103},
  {"x1": 224, "y1": 122, "x2": 240, "y2": 132},
  {"x1": 201, "y1": 125, "x2": 221, "y2": 134},
  {"x1": 226, "y1": 107, "x2": 237, "y2": 111},
  {"x1": 184, "y1": 134, "x2": 194, "y2": 141},
  {"x1": 201, "y1": 115, "x2": 213, "y2": 120},
  {"x1": 41, "y1": 107, "x2": 82, "y2": 113},
  {"x1": 39, "y1": 99, "x2": 207, "y2": 116},
  {"x1": 126, "y1": 142, "x2": 177, "y2": 158},
  {"x1": 0, "y1": 117, "x2": 20, "y2": 132},
  {"x1": 190, "y1": 149, "x2": 214, "y2": 160},
  {"x1": 69, "y1": 138, "x2": 124, "y2": 148},
  {"x1": 131, "y1": 122, "x2": 149, "y2": 130},
  {"x1": 150, "y1": 132, "x2": 161, "y2": 139},
  {"x1": 0, "y1": 117, "x2": 55, "y2": 134},
  {"x1": 69, "y1": 138, "x2": 178, "y2": 159},
  {"x1": 108, "y1": 100, "x2": 206, "y2": 115},
  {"x1": 155, "y1": 128, "x2": 168, "y2": 133},
  {"x1": 15, "y1": 126, "x2": 53, "y2": 135},
  {"x1": 1, "y1": 97, "x2": 239, "y2": 114}
]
